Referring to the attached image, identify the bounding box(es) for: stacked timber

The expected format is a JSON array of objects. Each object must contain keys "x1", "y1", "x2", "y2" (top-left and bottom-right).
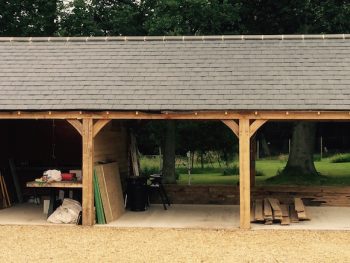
[{"x1": 251, "y1": 198, "x2": 310, "y2": 225}]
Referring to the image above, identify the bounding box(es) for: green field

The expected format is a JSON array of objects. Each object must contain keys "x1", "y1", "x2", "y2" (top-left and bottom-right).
[{"x1": 141, "y1": 155, "x2": 350, "y2": 186}]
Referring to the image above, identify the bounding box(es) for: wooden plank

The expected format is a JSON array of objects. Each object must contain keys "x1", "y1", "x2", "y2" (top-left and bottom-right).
[
  {"x1": 249, "y1": 120, "x2": 267, "y2": 138},
  {"x1": 268, "y1": 198, "x2": 283, "y2": 220},
  {"x1": 289, "y1": 205, "x2": 299, "y2": 223},
  {"x1": 295, "y1": 198, "x2": 305, "y2": 212},
  {"x1": 26, "y1": 181, "x2": 82, "y2": 188},
  {"x1": 221, "y1": 120, "x2": 239, "y2": 138},
  {"x1": 297, "y1": 210, "x2": 309, "y2": 220},
  {"x1": 0, "y1": 175, "x2": 7, "y2": 208},
  {"x1": 130, "y1": 133, "x2": 140, "y2": 176},
  {"x1": 250, "y1": 202, "x2": 255, "y2": 222},
  {"x1": 93, "y1": 171, "x2": 106, "y2": 224},
  {"x1": 82, "y1": 118, "x2": 94, "y2": 226},
  {"x1": 66, "y1": 119, "x2": 82, "y2": 135},
  {"x1": 95, "y1": 162, "x2": 125, "y2": 223},
  {"x1": 263, "y1": 198, "x2": 273, "y2": 220},
  {"x1": 1, "y1": 175, "x2": 11, "y2": 207},
  {"x1": 239, "y1": 118, "x2": 251, "y2": 229},
  {"x1": 9, "y1": 159, "x2": 23, "y2": 203},
  {"x1": 254, "y1": 199, "x2": 264, "y2": 222},
  {"x1": 93, "y1": 119, "x2": 111, "y2": 138},
  {"x1": 280, "y1": 204, "x2": 290, "y2": 225}
]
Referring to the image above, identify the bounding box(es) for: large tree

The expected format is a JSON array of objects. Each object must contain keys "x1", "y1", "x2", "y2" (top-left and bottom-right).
[
  {"x1": 58, "y1": 0, "x2": 145, "y2": 36},
  {"x1": 142, "y1": 0, "x2": 242, "y2": 35},
  {"x1": 282, "y1": 122, "x2": 318, "y2": 177},
  {"x1": 0, "y1": 0, "x2": 58, "y2": 36}
]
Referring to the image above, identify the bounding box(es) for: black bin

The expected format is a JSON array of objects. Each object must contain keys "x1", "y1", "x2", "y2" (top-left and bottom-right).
[{"x1": 126, "y1": 176, "x2": 148, "y2": 211}]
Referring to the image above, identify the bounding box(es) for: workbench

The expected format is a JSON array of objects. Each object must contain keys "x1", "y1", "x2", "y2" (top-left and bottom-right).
[{"x1": 26, "y1": 181, "x2": 82, "y2": 217}]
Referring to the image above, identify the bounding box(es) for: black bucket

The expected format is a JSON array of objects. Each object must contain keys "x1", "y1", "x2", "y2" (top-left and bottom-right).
[{"x1": 126, "y1": 176, "x2": 148, "y2": 211}]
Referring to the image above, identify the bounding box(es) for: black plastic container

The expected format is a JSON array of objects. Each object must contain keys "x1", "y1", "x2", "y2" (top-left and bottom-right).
[{"x1": 126, "y1": 176, "x2": 148, "y2": 211}]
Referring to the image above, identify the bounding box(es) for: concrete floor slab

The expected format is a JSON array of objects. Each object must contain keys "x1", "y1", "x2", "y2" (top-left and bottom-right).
[
  {"x1": 103, "y1": 204, "x2": 240, "y2": 229},
  {"x1": 1, "y1": 204, "x2": 350, "y2": 230},
  {"x1": 0, "y1": 203, "x2": 48, "y2": 226}
]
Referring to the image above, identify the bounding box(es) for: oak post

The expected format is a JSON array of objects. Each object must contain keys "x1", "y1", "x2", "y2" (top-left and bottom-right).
[
  {"x1": 239, "y1": 118, "x2": 251, "y2": 229},
  {"x1": 82, "y1": 118, "x2": 94, "y2": 226}
]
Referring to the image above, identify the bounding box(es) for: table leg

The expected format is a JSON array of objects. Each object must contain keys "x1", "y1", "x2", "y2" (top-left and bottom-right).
[{"x1": 47, "y1": 189, "x2": 56, "y2": 218}]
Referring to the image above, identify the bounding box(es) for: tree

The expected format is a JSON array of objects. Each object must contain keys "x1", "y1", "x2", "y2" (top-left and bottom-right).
[
  {"x1": 92, "y1": 0, "x2": 145, "y2": 35},
  {"x1": 0, "y1": 0, "x2": 58, "y2": 36},
  {"x1": 142, "y1": 0, "x2": 242, "y2": 35},
  {"x1": 282, "y1": 122, "x2": 318, "y2": 176},
  {"x1": 58, "y1": 0, "x2": 100, "y2": 36},
  {"x1": 162, "y1": 121, "x2": 176, "y2": 183},
  {"x1": 58, "y1": 0, "x2": 145, "y2": 36}
]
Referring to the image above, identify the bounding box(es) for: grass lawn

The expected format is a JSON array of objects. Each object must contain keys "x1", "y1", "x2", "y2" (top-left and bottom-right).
[
  {"x1": 177, "y1": 159, "x2": 350, "y2": 186},
  {"x1": 140, "y1": 155, "x2": 350, "y2": 186}
]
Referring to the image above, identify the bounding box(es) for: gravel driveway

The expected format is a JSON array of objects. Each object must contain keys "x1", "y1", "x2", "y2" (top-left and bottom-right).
[{"x1": 0, "y1": 226, "x2": 349, "y2": 262}]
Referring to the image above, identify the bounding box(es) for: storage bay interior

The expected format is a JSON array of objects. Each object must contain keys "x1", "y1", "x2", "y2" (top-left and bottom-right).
[{"x1": 0, "y1": 119, "x2": 129, "y2": 212}]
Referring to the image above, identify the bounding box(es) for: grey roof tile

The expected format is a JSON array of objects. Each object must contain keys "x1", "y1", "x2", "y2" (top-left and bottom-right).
[{"x1": 0, "y1": 36, "x2": 349, "y2": 111}]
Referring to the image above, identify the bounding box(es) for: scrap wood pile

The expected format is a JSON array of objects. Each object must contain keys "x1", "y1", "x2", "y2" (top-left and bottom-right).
[
  {"x1": 251, "y1": 197, "x2": 309, "y2": 225},
  {"x1": 0, "y1": 172, "x2": 10, "y2": 208}
]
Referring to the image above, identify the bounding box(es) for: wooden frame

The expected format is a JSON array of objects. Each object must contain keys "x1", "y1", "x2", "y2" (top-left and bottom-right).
[
  {"x1": 2, "y1": 110, "x2": 350, "y2": 120},
  {"x1": 221, "y1": 119, "x2": 267, "y2": 229},
  {"x1": 67, "y1": 118, "x2": 111, "y2": 226},
  {"x1": 15, "y1": 109, "x2": 347, "y2": 228}
]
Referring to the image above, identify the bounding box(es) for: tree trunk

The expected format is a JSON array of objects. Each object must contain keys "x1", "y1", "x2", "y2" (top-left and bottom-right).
[
  {"x1": 200, "y1": 151, "x2": 204, "y2": 169},
  {"x1": 250, "y1": 135, "x2": 256, "y2": 187},
  {"x1": 162, "y1": 121, "x2": 176, "y2": 184},
  {"x1": 282, "y1": 122, "x2": 318, "y2": 176},
  {"x1": 260, "y1": 134, "x2": 271, "y2": 157}
]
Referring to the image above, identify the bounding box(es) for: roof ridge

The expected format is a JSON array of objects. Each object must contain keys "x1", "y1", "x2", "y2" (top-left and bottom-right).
[{"x1": 0, "y1": 34, "x2": 349, "y2": 42}]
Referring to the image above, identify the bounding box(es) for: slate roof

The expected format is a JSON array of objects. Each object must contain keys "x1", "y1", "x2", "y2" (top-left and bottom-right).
[{"x1": 0, "y1": 34, "x2": 350, "y2": 111}]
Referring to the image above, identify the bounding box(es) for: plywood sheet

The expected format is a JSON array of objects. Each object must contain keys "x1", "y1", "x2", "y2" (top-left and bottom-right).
[{"x1": 95, "y1": 162, "x2": 125, "y2": 223}]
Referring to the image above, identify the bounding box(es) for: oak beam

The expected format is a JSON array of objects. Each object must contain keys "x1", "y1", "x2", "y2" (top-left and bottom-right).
[
  {"x1": 239, "y1": 118, "x2": 251, "y2": 230},
  {"x1": 249, "y1": 120, "x2": 267, "y2": 138},
  {"x1": 1, "y1": 110, "x2": 350, "y2": 120},
  {"x1": 67, "y1": 119, "x2": 83, "y2": 136},
  {"x1": 93, "y1": 119, "x2": 111, "y2": 138},
  {"x1": 221, "y1": 120, "x2": 239, "y2": 138},
  {"x1": 82, "y1": 118, "x2": 94, "y2": 226}
]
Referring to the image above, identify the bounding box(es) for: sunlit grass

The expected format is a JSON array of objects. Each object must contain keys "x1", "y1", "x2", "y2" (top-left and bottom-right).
[{"x1": 140, "y1": 155, "x2": 350, "y2": 186}]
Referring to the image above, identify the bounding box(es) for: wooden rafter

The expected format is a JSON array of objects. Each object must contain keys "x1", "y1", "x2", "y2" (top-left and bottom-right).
[
  {"x1": 221, "y1": 120, "x2": 239, "y2": 138},
  {"x1": 67, "y1": 119, "x2": 83, "y2": 136},
  {"x1": 249, "y1": 120, "x2": 267, "y2": 138},
  {"x1": 93, "y1": 119, "x2": 111, "y2": 138}
]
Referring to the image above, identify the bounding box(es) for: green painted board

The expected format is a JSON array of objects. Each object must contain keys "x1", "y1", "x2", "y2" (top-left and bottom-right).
[{"x1": 94, "y1": 170, "x2": 106, "y2": 224}]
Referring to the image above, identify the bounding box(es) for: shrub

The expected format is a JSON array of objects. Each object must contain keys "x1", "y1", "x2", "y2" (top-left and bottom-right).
[
  {"x1": 140, "y1": 166, "x2": 160, "y2": 177},
  {"x1": 255, "y1": 170, "x2": 265, "y2": 177},
  {"x1": 222, "y1": 165, "x2": 239, "y2": 176},
  {"x1": 329, "y1": 153, "x2": 350, "y2": 163},
  {"x1": 277, "y1": 154, "x2": 288, "y2": 162}
]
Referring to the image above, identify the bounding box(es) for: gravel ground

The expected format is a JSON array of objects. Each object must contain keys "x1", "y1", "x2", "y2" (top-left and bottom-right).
[{"x1": 0, "y1": 226, "x2": 350, "y2": 262}]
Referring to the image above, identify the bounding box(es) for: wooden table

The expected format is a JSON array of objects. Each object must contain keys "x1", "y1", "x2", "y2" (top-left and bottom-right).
[
  {"x1": 26, "y1": 181, "x2": 82, "y2": 216},
  {"x1": 26, "y1": 181, "x2": 82, "y2": 188}
]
